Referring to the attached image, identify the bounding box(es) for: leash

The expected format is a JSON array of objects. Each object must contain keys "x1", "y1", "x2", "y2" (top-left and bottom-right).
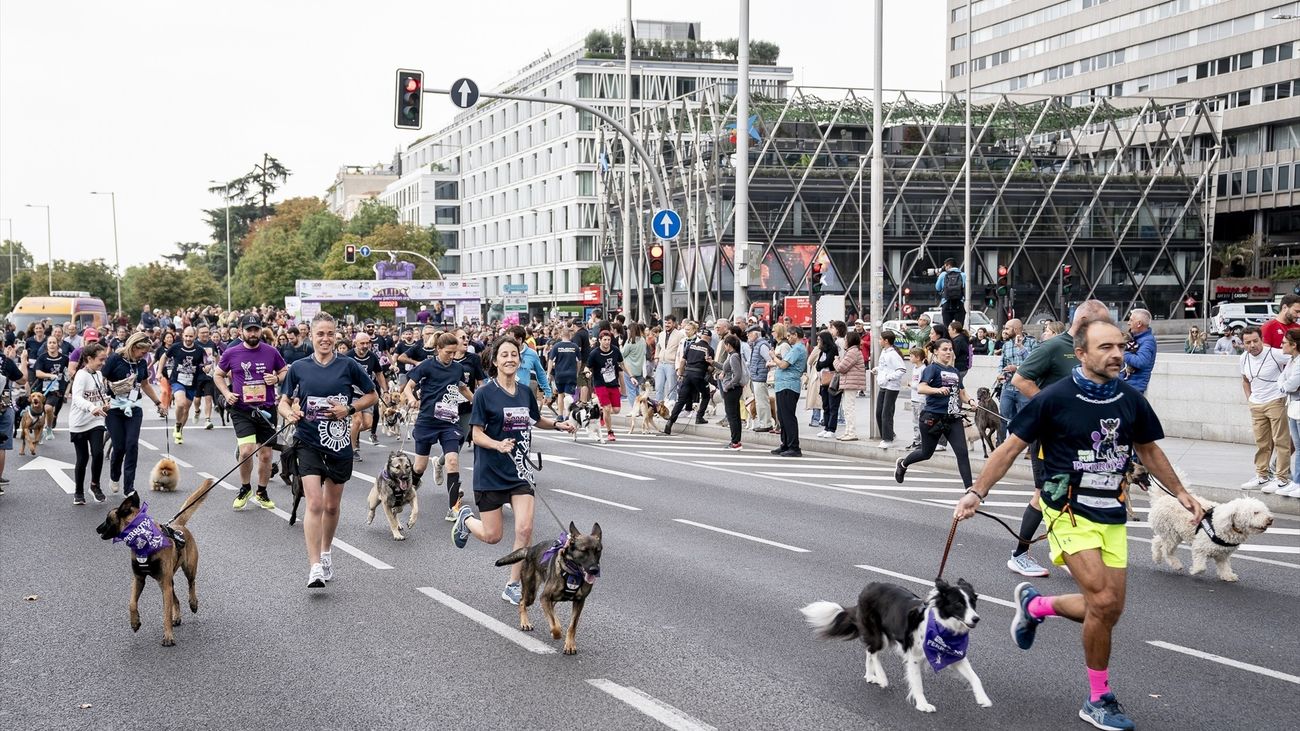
[
  {"x1": 164, "y1": 415, "x2": 292, "y2": 526},
  {"x1": 935, "y1": 517, "x2": 960, "y2": 580},
  {"x1": 936, "y1": 506, "x2": 1051, "y2": 580},
  {"x1": 527, "y1": 451, "x2": 569, "y2": 533}
]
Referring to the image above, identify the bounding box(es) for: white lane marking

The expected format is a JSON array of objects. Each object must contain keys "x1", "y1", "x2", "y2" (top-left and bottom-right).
[
  {"x1": 552, "y1": 489, "x2": 641, "y2": 511},
  {"x1": 1124, "y1": 534, "x2": 1300, "y2": 568},
  {"x1": 1233, "y1": 544, "x2": 1300, "y2": 555},
  {"x1": 171, "y1": 456, "x2": 193, "y2": 468},
  {"x1": 855, "y1": 564, "x2": 1018, "y2": 609},
  {"x1": 416, "y1": 587, "x2": 557, "y2": 655},
  {"x1": 926, "y1": 499, "x2": 1034, "y2": 509},
  {"x1": 197, "y1": 472, "x2": 239, "y2": 490},
  {"x1": 673, "y1": 519, "x2": 810, "y2": 553},
  {"x1": 835, "y1": 475, "x2": 969, "y2": 485},
  {"x1": 812, "y1": 482, "x2": 1036, "y2": 497},
  {"x1": 586, "y1": 679, "x2": 716, "y2": 731},
  {"x1": 656, "y1": 453, "x2": 845, "y2": 463},
  {"x1": 1146, "y1": 641, "x2": 1300, "y2": 685},
  {"x1": 139, "y1": 439, "x2": 157, "y2": 451},
  {"x1": 139, "y1": 425, "x2": 232, "y2": 430},
  {"x1": 353, "y1": 471, "x2": 377, "y2": 483},
  {"x1": 547, "y1": 454, "x2": 654, "y2": 481}
]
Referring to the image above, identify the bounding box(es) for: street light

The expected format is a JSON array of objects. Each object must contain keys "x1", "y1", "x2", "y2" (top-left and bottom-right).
[
  {"x1": 90, "y1": 191, "x2": 122, "y2": 315},
  {"x1": 23, "y1": 204, "x2": 52, "y2": 294},
  {"x1": 0, "y1": 217, "x2": 12, "y2": 309},
  {"x1": 208, "y1": 180, "x2": 232, "y2": 311}
]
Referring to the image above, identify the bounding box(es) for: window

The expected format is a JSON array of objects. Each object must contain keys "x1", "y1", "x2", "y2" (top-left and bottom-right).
[
  {"x1": 1217, "y1": 173, "x2": 1227, "y2": 195},
  {"x1": 577, "y1": 171, "x2": 595, "y2": 196},
  {"x1": 675, "y1": 77, "x2": 696, "y2": 96},
  {"x1": 436, "y1": 206, "x2": 459, "y2": 225},
  {"x1": 1263, "y1": 168, "x2": 1273, "y2": 193},
  {"x1": 1231, "y1": 171, "x2": 1242, "y2": 196},
  {"x1": 578, "y1": 111, "x2": 593, "y2": 131},
  {"x1": 441, "y1": 230, "x2": 459, "y2": 250},
  {"x1": 1279, "y1": 165, "x2": 1290, "y2": 192},
  {"x1": 576, "y1": 235, "x2": 596, "y2": 261},
  {"x1": 434, "y1": 181, "x2": 458, "y2": 200},
  {"x1": 1246, "y1": 169, "x2": 1257, "y2": 195}
]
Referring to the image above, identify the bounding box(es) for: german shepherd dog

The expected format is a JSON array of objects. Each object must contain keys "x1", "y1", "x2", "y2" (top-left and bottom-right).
[
  {"x1": 95, "y1": 480, "x2": 214, "y2": 646},
  {"x1": 18, "y1": 391, "x2": 46, "y2": 455},
  {"x1": 627, "y1": 381, "x2": 669, "y2": 435},
  {"x1": 495, "y1": 522, "x2": 603, "y2": 655},
  {"x1": 568, "y1": 401, "x2": 605, "y2": 443},
  {"x1": 366, "y1": 451, "x2": 419, "y2": 540}
]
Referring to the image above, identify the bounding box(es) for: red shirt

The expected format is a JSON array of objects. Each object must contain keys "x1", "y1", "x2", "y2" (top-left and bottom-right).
[{"x1": 1260, "y1": 319, "x2": 1300, "y2": 348}]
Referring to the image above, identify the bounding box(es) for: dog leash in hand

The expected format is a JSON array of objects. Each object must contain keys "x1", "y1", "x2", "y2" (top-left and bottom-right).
[
  {"x1": 164, "y1": 418, "x2": 293, "y2": 526},
  {"x1": 938, "y1": 506, "x2": 1053, "y2": 579},
  {"x1": 527, "y1": 451, "x2": 569, "y2": 533}
]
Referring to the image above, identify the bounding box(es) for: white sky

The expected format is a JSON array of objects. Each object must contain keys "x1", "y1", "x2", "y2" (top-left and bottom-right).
[{"x1": 0, "y1": 0, "x2": 944, "y2": 269}]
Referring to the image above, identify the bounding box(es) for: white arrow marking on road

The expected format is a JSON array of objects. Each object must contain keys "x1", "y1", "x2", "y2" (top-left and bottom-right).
[
  {"x1": 1147, "y1": 641, "x2": 1300, "y2": 685},
  {"x1": 19, "y1": 456, "x2": 76, "y2": 494},
  {"x1": 656, "y1": 212, "x2": 675, "y2": 237},
  {"x1": 586, "y1": 679, "x2": 716, "y2": 731},
  {"x1": 417, "y1": 587, "x2": 556, "y2": 654},
  {"x1": 455, "y1": 80, "x2": 473, "y2": 107}
]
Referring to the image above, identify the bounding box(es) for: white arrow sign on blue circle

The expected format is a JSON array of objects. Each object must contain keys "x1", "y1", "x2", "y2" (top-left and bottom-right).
[
  {"x1": 359, "y1": 245, "x2": 371, "y2": 257},
  {"x1": 653, "y1": 209, "x2": 682, "y2": 240}
]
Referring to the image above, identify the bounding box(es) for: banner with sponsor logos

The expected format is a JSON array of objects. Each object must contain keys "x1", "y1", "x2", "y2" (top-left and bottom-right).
[{"x1": 295, "y1": 279, "x2": 483, "y2": 301}]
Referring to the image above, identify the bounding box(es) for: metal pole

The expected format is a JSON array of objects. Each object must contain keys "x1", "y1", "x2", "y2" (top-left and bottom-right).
[
  {"x1": 1, "y1": 218, "x2": 12, "y2": 308},
  {"x1": 733, "y1": 0, "x2": 751, "y2": 320},
  {"x1": 963, "y1": 5, "x2": 973, "y2": 314},
  {"x1": 45, "y1": 207, "x2": 52, "y2": 294},
  {"x1": 868, "y1": 0, "x2": 885, "y2": 441},
  {"x1": 622, "y1": 4, "x2": 633, "y2": 320},
  {"x1": 109, "y1": 193, "x2": 121, "y2": 314},
  {"x1": 225, "y1": 186, "x2": 232, "y2": 311}
]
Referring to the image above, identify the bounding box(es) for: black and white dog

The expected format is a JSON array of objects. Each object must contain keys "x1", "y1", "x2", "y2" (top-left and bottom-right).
[
  {"x1": 567, "y1": 401, "x2": 605, "y2": 444},
  {"x1": 800, "y1": 578, "x2": 991, "y2": 713}
]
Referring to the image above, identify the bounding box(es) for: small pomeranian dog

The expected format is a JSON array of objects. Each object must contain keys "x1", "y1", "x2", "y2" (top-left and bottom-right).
[{"x1": 150, "y1": 457, "x2": 180, "y2": 492}]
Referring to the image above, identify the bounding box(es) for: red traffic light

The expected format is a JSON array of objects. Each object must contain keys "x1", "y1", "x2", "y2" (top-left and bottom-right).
[
  {"x1": 405, "y1": 77, "x2": 421, "y2": 93},
  {"x1": 811, "y1": 261, "x2": 823, "y2": 274},
  {"x1": 997, "y1": 265, "x2": 1008, "y2": 277},
  {"x1": 902, "y1": 286, "x2": 911, "y2": 297},
  {"x1": 1062, "y1": 264, "x2": 1072, "y2": 276}
]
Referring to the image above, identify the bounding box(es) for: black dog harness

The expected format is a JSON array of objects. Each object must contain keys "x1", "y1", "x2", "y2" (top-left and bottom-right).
[{"x1": 1196, "y1": 507, "x2": 1240, "y2": 548}]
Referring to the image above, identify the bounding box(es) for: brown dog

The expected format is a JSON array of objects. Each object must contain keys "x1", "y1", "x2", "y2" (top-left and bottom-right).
[
  {"x1": 627, "y1": 382, "x2": 669, "y2": 435},
  {"x1": 150, "y1": 456, "x2": 180, "y2": 492},
  {"x1": 18, "y1": 391, "x2": 46, "y2": 455},
  {"x1": 95, "y1": 480, "x2": 213, "y2": 646},
  {"x1": 495, "y1": 522, "x2": 602, "y2": 655}
]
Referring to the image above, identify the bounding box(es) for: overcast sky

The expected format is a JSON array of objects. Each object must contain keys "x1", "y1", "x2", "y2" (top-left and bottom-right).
[{"x1": 0, "y1": 0, "x2": 944, "y2": 270}]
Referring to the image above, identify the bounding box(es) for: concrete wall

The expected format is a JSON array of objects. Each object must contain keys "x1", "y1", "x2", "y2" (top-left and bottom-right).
[{"x1": 964, "y1": 353, "x2": 1254, "y2": 445}]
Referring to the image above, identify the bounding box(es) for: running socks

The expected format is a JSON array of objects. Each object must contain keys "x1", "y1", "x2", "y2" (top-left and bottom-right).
[
  {"x1": 1027, "y1": 595, "x2": 1056, "y2": 620},
  {"x1": 1087, "y1": 667, "x2": 1110, "y2": 702},
  {"x1": 1013, "y1": 503, "x2": 1043, "y2": 557},
  {"x1": 447, "y1": 472, "x2": 462, "y2": 510}
]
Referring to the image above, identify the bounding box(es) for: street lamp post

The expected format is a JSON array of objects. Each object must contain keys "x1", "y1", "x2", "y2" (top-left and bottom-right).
[
  {"x1": 0, "y1": 217, "x2": 12, "y2": 309},
  {"x1": 23, "y1": 204, "x2": 52, "y2": 294},
  {"x1": 208, "y1": 180, "x2": 232, "y2": 311},
  {"x1": 90, "y1": 191, "x2": 122, "y2": 315}
]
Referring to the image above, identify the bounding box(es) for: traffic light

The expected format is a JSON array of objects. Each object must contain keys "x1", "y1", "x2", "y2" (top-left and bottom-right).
[
  {"x1": 345, "y1": 243, "x2": 357, "y2": 264},
  {"x1": 984, "y1": 285, "x2": 996, "y2": 308},
  {"x1": 648, "y1": 242, "x2": 665, "y2": 286},
  {"x1": 811, "y1": 261, "x2": 824, "y2": 293},
  {"x1": 901, "y1": 285, "x2": 913, "y2": 316},
  {"x1": 394, "y1": 69, "x2": 424, "y2": 130},
  {"x1": 996, "y1": 264, "x2": 1010, "y2": 297},
  {"x1": 1062, "y1": 264, "x2": 1073, "y2": 296}
]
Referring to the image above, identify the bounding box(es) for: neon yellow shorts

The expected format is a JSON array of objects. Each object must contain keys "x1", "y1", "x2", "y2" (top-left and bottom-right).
[{"x1": 1043, "y1": 505, "x2": 1128, "y2": 569}]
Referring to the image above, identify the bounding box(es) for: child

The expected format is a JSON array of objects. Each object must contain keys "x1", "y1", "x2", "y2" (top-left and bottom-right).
[{"x1": 907, "y1": 346, "x2": 928, "y2": 450}]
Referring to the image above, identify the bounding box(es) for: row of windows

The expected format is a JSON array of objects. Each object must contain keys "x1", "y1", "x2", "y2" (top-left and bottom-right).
[
  {"x1": 462, "y1": 203, "x2": 600, "y2": 249},
  {"x1": 966, "y1": 0, "x2": 1115, "y2": 47},
  {"x1": 480, "y1": 268, "x2": 586, "y2": 299},
  {"x1": 1217, "y1": 164, "x2": 1300, "y2": 197}
]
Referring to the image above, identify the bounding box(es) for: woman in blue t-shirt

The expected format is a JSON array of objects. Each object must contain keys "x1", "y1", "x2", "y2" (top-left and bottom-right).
[
  {"x1": 894, "y1": 338, "x2": 975, "y2": 489},
  {"x1": 451, "y1": 336, "x2": 575, "y2": 606},
  {"x1": 101, "y1": 333, "x2": 165, "y2": 496}
]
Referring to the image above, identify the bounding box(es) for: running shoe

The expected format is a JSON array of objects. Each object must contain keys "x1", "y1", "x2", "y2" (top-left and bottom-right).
[
  {"x1": 445, "y1": 507, "x2": 456, "y2": 522},
  {"x1": 232, "y1": 486, "x2": 253, "y2": 510},
  {"x1": 110, "y1": 480, "x2": 120, "y2": 494},
  {"x1": 452, "y1": 504, "x2": 473, "y2": 548},
  {"x1": 935, "y1": 444, "x2": 947, "y2": 452},
  {"x1": 353, "y1": 449, "x2": 363, "y2": 462},
  {"x1": 752, "y1": 426, "x2": 772, "y2": 433},
  {"x1": 894, "y1": 458, "x2": 907, "y2": 483},
  {"x1": 73, "y1": 492, "x2": 86, "y2": 506},
  {"x1": 726, "y1": 442, "x2": 743, "y2": 451},
  {"x1": 253, "y1": 490, "x2": 276, "y2": 510},
  {"x1": 1260, "y1": 478, "x2": 1285, "y2": 494},
  {"x1": 606, "y1": 431, "x2": 616, "y2": 442},
  {"x1": 1008, "y1": 553, "x2": 1050, "y2": 578},
  {"x1": 501, "y1": 581, "x2": 523, "y2": 606},
  {"x1": 1011, "y1": 581, "x2": 1044, "y2": 651},
  {"x1": 1079, "y1": 693, "x2": 1135, "y2": 731},
  {"x1": 876, "y1": 440, "x2": 893, "y2": 448},
  {"x1": 779, "y1": 448, "x2": 802, "y2": 457},
  {"x1": 434, "y1": 454, "x2": 446, "y2": 486},
  {"x1": 90, "y1": 485, "x2": 106, "y2": 503},
  {"x1": 320, "y1": 551, "x2": 333, "y2": 581},
  {"x1": 44, "y1": 430, "x2": 55, "y2": 443},
  {"x1": 693, "y1": 418, "x2": 707, "y2": 425},
  {"x1": 367, "y1": 435, "x2": 381, "y2": 446},
  {"x1": 307, "y1": 564, "x2": 326, "y2": 589},
  {"x1": 174, "y1": 428, "x2": 183, "y2": 445},
  {"x1": 204, "y1": 419, "x2": 214, "y2": 430},
  {"x1": 770, "y1": 447, "x2": 785, "y2": 455}
]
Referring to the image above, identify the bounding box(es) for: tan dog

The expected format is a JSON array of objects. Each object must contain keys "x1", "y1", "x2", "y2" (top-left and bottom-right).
[
  {"x1": 150, "y1": 456, "x2": 180, "y2": 492},
  {"x1": 19, "y1": 392, "x2": 46, "y2": 455},
  {"x1": 95, "y1": 480, "x2": 213, "y2": 646},
  {"x1": 627, "y1": 382, "x2": 669, "y2": 435},
  {"x1": 366, "y1": 451, "x2": 419, "y2": 540}
]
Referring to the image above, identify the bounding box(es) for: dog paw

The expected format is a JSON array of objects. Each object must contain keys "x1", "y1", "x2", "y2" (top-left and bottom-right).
[
  {"x1": 172, "y1": 617, "x2": 182, "y2": 627},
  {"x1": 392, "y1": 533, "x2": 406, "y2": 541},
  {"x1": 1166, "y1": 558, "x2": 1184, "y2": 572},
  {"x1": 563, "y1": 643, "x2": 578, "y2": 655},
  {"x1": 161, "y1": 637, "x2": 175, "y2": 647},
  {"x1": 1219, "y1": 572, "x2": 1239, "y2": 582},
  {"x1": 519, "y1": 621, "x2": 534, "y2": 632},
  {"x1": 551, "y1": 628, "x2": 562, "y2": 640},
  {"x1": 913, "y1": 702, "x2": 936, "y2": 713},
  {"x1": 976, "y1": 696, "x2": 993, "y2": 708},
  {"x1": 130, "y1": 620, "x2": 141, "y2": 633},
  {"x1": 190, "y1": 601, "x2": 198, "y2": 614}
]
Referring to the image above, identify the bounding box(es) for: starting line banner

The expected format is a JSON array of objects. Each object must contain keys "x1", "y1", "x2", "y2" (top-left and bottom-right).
[{"x1": 296, "y1": 279, "x2": 482, "y2": 301}]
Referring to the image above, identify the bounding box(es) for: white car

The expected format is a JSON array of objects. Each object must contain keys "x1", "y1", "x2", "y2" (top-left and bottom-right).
[
  {"x1": 921, "y1": 310, "x2": 994, "y2": 331},
  {"x1": 1211, "y1": 301, "x2": 1278, "y2": 332}
]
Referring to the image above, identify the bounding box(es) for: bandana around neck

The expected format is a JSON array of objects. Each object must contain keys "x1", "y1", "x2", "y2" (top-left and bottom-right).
[
  {"x1": 923, "y1": 608, "x2": 970, "y2": 673},
  {"x1": 112, "y1": 502, "x2": 172, "y2": 559},
  {"x1": 1071, "y1": 366, "x2": 1120, "y2": 400}
]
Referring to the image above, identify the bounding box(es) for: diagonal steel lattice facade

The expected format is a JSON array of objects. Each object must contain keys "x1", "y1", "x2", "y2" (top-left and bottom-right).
[{"x1": 599, "y1": 85, "x2": 1221, "y2": 323}]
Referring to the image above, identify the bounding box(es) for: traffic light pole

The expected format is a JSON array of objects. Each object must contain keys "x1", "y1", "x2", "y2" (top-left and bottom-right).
[{"x1": 426, "y1": 87, "x2": 674, "y2": 319}]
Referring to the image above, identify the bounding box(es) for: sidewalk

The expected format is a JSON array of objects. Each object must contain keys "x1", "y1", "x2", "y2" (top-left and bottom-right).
[{"x1": 670, "y1": 389, "x2": 1300, "y2": 517}]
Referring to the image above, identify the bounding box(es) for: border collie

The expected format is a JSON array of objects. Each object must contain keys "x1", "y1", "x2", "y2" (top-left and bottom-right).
[
  {"x1": 567, "y1": 401, "x2": 605, "y2": 444},
  {"x1": 800, "y1": 578, "x2": 991, "y2": 713}
]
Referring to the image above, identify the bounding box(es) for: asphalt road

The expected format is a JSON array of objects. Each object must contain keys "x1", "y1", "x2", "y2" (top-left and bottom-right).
[{"x1": 2, "y1": 410, "x2": 1298, "y2": 730}]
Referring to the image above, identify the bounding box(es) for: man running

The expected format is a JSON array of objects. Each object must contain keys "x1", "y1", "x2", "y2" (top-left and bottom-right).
[
  {"x1": 586, "y1": 329, "x2": 635, "y2": 442},
  {"x1": 157, "y1": 326, "x2": 206, "y2": 444},
  {"x1": 955, "y1": 319, "x2": 1200, "y2": 731},
  {"x1": 33, "y1": 336, "x2": 70, "y2": 441},
  {"x1": 663, "y1": 321, "x2": 712, "y2": 435},
  {"x1": 215, "y1": 314, "x2": 287, "y2": 511},
  {"x1": 402, "y1": 332, "x2": 472, "y2": 516},
  {"x1": 194, "y1": 325, "x2": 224, "y2": 428},
  {"x1": 546, "y1": 323, "x2": 580, "y2": 415},
  {"x1": 348, "y1": 333, "x2": 387, "y2": 461}
]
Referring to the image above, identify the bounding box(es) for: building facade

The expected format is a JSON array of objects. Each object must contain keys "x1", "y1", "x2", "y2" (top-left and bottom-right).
[
  {"x1": 946, "y1": 0, "x2": 1300, "y2": 278},
  {"x1": 383, "y1": 20, "x2": 791, "y2": 317},
  {"x1": 325, "y1": 163, "x2": 399, "y2": 220}
]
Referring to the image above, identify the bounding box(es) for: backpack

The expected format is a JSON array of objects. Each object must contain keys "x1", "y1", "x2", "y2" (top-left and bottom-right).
[{"x1": 942, "y1": 270, "x2": 963, "y2": 301}]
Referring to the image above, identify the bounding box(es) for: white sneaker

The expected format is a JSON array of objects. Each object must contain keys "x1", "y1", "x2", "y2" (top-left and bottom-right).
[
  {"x1": 1276, "y1": 483, "x2": 1300, "y2": 498},
  {"x1": 935, "y1": 444, "x2": 948, "y2": 452},
  {"x1": 307, "y1": 564, "x2": 326, "y2": 589},
  {"x1": 1261, "y1": 479, "x2": 1284, "y2": 494},
  {"x1": 876, "y1": 440, "x2": 893, "y2": 449},
  {"x1": 1007, "y1": 553, "x2": 1050, "y2": 578},
  {"x1": 817, "y1": 430, "x2": 833, "y2": 439},
  {"x1": 320, "y1": 551, "x2": 333, "y2": 581},
  {"x1": 1240, "y1": 475, "x2": 1270, "y2": 489},
  {"x1": 110, "y1": 481, "x2": 120, "y2": 494},
  {"x1": 836, "y1": 434, "x2": 858, "y2": 441}
]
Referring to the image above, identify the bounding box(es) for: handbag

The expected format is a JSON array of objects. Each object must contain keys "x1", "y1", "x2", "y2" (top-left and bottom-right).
[
  {"x1": 1288, "y1": 399, "x2": 1300, "y2": 421},
  {"x1": 828, "y1": 373, "x2": 842, "y2": 395}
]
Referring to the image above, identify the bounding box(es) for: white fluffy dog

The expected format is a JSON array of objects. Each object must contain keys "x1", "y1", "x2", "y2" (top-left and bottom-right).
[{"x1": 1149, "y1": 489, "x2": 1273, "y2": 582}]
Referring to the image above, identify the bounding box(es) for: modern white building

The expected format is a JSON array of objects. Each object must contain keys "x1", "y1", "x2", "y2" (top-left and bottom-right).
[
  {"x1": 945, "y1": 0, "x2": 1300, "y2": 269},
  {"x1": 325, "y1": 162, "x2": 399, "y2": 220},
  {"x1": 382, "y1": 20, "x2": 792, "y2": 316}
]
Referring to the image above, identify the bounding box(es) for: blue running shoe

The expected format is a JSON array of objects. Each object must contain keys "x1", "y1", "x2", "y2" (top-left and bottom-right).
[
  {"x1": 452, "y1": 504, "x2": 473, "y2": 549},
  {"x1": 1011, "y1": 581, "x2": 1044, "y2": 650},
  {"x1": 501, "y1": 581, "x2": 522, "y2": 605},
  {"x1": 1079, "y1": 693, "x2": 1135, "y2": 731}
]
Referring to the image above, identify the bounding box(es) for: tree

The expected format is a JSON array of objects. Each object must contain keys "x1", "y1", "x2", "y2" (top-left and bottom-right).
[
  {"x1": 162, "y1": 241, "x2": 206, "y2": 266},
  {"x1": 248, "y1": 153, "x2": 292, "y2": 211},
  {"x1": 229, "y1": 227, "x2": 320, "y2": 308},
  {"x1": 123, "y1": 263, "x2": 188, "y2": 313},
  {"x1": 265, "y1": 197, "x2": 326, "y2": 235},
  {"x1": 0, "y1": 239, "x2": 35, "y2": 313},
  {"x1": 345, "y1": 200, "x2": 400, "y2": 238},
  {"x1": 298, "y1": 209, "x2": 344, "y2": 258},
  {"x1": 584, "y1": 29, "x2": 612, "y2": 55}
]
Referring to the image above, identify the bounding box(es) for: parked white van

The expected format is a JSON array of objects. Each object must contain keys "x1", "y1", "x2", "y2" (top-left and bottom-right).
[{"x1": 1211, "y1": 301, "x2": 1278, "y2": 332}]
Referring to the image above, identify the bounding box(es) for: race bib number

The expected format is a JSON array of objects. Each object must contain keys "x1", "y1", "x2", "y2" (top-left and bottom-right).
[
  {"x1": 305, "y1": 395, "x2": 336, "y2": 421},
  {"x1": 177, "y1": 368, "x2": 194, "y2": 387},
  {"x1": 433, "y1": 400, "x2": 458, "y2": 422},
  {"x1": 1076, "y1": 494, "x2": 1122, "y2": 510},
  {"x1": 601, "y1": 361, "x2": 616, "y2": 384},
  {"x1": 1080, "y1": 472, "x2": 1121, "y2": 490},
  {"x1": 503, "y1": 406, "x2": 530, "y2": 432},
  {"x1": 242, "y1": 383, "x2": 267, "y2": 404}
]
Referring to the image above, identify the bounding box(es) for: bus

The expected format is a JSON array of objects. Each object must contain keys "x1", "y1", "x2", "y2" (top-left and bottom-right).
[{"x1": 6, "y1": 291, "x2": 109, "y2": 334}]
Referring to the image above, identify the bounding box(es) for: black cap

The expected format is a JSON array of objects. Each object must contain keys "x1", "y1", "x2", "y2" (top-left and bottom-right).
[{"x1": 239, "y1": 314, "x2": 263, "y2": 330}]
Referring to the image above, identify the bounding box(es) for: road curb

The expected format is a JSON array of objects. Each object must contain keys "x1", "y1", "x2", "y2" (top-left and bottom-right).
[{"x1": 670, "y1": 419, "x2": 1300, "y2": 517}]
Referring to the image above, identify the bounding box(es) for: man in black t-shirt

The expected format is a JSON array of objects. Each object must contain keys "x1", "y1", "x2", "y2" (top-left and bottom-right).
[
  {"x1": 194, "y1": 324, "x2": 224, "y2": 428},
  {"x1": 158, "y1": 326, "x2": 207, "y2": 444},
  {"x1": 572, "y1": 320, "x2": 592, "y2": 402},
  {"x1": 33, "y1": 338, "x2": 71, "y2": 438},
  {"x1": 546, "y1": 324, "x2": 580, "y2": 414},
  {"x1": 955, "y1": 320, "x2": 1201, "y2": 731},
  {"x1": 348, "y1": 333, "x2": 387, "y2": 459},
  {"x1": 0, "y1": 346, "x2": 28, "y2": 492}
]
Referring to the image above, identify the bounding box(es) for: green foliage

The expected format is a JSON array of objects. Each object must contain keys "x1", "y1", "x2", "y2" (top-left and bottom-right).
[
  {"x1": 581, "y1": 265, "x2": 602, "y2": 286},
  {"x1": 345, "y1": 200, "x2": 401, "y2": 238},
  {"x1": 230, "y1": 226, "x2": 321, "y2": 309},
  {"x1": 584, "y1": 29, "x2": 612, "y2": 54},
  {"x1": 16, "y1": 260, "x2": 118, "y2": 303},
  {"x1": 0, "y1": 239, "x2": 36, "y2": 313},
  {"x1": 298, "y1": 209, "x2": 344, "y2": 258},
  {"x1": 1271, "y1": 265, "x2": 1300, "y2": 281}
]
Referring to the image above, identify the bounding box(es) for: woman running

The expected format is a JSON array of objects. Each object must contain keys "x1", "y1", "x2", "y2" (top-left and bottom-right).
[
  {"x1": 68, "y1": 342, "x2": 110, "y2": 505},
  {"x1": 451, "y1": 336, "x2": 575, "y2": 605},
  {"x1": 102, "y1": 333, "x2": 164, "y2": 496},
  {"x1": 894, "y1": 338, "x2": 975, "y2": 489}
]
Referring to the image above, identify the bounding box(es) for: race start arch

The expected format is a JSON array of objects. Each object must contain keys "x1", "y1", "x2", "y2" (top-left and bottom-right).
[{"x1": 295, "y1": 279, "x2": 483, "y2": 321}]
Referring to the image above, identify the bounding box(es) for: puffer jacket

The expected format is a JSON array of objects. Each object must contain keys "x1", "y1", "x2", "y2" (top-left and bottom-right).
[{"x1": 833, "y1": 346, "x2": 867, "y2": 393}]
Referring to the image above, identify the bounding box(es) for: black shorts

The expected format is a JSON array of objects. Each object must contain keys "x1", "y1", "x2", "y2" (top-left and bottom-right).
[
  {"x1": 295, "y1": 445, "x2": 354, "y2": 484},
  {"x1": 44, "y1": 391, "x2": 64, "y2": 411},
  {"x1": 475, "y1": 484, "x2": 534, "y2": 513},
  {"x1": 231, "y1": 408, "x2": 277, "y2": 446},
  {"x1": 196, "y1": 380, "x2": 216, "y2": 399}
]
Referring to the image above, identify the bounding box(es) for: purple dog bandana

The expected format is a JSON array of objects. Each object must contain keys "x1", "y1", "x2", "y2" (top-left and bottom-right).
[
  {"x1": 923, "y1": 609, "x2": 970, "y2": 673},
  {"x1": 112, "y1": 502, "x2": 172, "y2": 559},
  {"x1": 540, "y1": 532, "x2": 568, "y2": 564}
]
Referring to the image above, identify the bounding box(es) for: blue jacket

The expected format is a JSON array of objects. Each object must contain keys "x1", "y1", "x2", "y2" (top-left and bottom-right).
[
  {"x1": 935, "y1": 268, "x2": 966, "y2": 304},
  {"x1": 516, "y1": 345, "x2": 552, "y2": 398},
  {"x1": 1123, "y1": 328, "x2": 1157, "y2": 393}
]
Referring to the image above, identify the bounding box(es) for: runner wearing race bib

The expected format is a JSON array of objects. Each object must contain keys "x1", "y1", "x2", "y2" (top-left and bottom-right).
[
  {"x1": 215, "y1": 314, "x2": 288, "y2": 512},
  {"x1": 34, "y1": 337, "x2": 71, "y2": 440},
  {"x1": 158, "y1": 326, "x2": 207, "y2": 444},
  {"x1": 585, "y1": 330, "x2": 636, "y2": 443},
  {"x1": 402, "y1": 332, "x2": 473, "y2": 514},
  {"x1": 347, "y1": 333, "x2": 387, "y2": 461}
]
